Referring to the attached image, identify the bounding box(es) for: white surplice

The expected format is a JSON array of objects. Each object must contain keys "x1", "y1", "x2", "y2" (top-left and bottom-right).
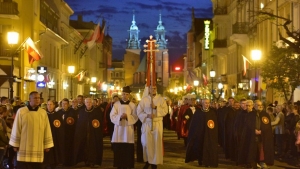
[
  {"x1": 110, "y1": 101, "x2": 138, "y2": 143},
  {"x1": 137, "y1": 94, "x2": 168, "y2": 165},
  {"x1": 9, "y1": 107, "x2": 54, "y2": 162}
]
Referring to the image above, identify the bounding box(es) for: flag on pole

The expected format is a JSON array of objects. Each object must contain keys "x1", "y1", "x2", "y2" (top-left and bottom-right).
[
  {"x1": 25, "y1": 37, "x2": 43, "y2": 64},
  {"x1": 86, "y1": 22, "x2": 100, "y2": 49},
  {"x1": 75, "y1": 70, "x2": 86, "y2": 81},
  {"x1": 242, "y1": 55, "x2": 252, "y2": 76},
  {"x1": 203, "y1": 74, "x2": 208, "y2": 86},
  {"x1": 96, "y1": 19, "x2": 106, "y2": 44}
]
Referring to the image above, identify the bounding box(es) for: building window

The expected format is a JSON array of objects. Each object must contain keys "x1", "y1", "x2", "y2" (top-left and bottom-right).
[
  {"x1": 116, "y1": 73, "x2": 119, "y2": 77},
  {"x1": 132, "y1": 61, "x2": 134, "y2": 66},
  {"x1": 158, "y1": 60, "x2": 161, "y2": 66}
]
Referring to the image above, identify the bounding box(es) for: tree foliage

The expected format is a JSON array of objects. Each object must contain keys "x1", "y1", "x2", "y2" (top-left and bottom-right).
[
  {"x1": 261, "y1": 45, "x2": 300, "y2": 102},
  {"x1": 252, "y1": 9, "x2": 300, "y2": 102}
]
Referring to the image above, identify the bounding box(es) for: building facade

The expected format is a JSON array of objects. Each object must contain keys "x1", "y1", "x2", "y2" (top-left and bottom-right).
[
  {"x1": 210, "y1": 0, "x2": 300, "y2": 103},
  {"x1": 0, "y1": 0, "x2": 111, "y2": 102}
]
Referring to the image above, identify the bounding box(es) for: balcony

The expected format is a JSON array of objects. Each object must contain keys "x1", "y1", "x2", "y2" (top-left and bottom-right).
[
  {"x1": 214, "y1": 7, "x2": 227, "y2": 15},
  {"x1": 213, "y1": 39, "x2": 227, "y2": 48},
  {"x1": 232, "y1": 22, "x2": 249, "y2": 34},
  {"x1": 0, "y1": 1, "x2": 19, "y2": 19},
  {"x1": 230, "y1": 22, "x2": 249, "y2": 46}
]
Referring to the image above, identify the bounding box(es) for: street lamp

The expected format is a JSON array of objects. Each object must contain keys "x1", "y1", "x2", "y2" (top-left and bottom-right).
[
  {"x1": 7, "y1": 31, "x2": 19, "y2": 100},
  {"x1": 91, "y1": 77, "x2": 97, "y2": 83},
  {"x1": 68, "y1": 66, "x2": 75, "y2": 99},
  {"x1": 193, "y1": 80, "x2": 199, "y2": 96},
  {"x1": 251, "y1": 49, "x2": 262, "y2": 99},
  {"x1": 210, "y1": 69, "x2": 216, "y2": 100},
  {"x1": 215, "y1": 82, "x2": 224, "y2": 101}
]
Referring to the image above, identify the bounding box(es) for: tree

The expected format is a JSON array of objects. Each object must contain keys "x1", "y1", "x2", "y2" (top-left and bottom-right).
[
  {"x1": 252, "y1": 8, "x2": 300, "y2": 102},
  {"x1": 261, "y1": 45, "x2": 300, "y2": 102}
]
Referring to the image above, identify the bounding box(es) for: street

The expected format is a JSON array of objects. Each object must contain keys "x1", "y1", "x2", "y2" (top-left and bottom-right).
[{"x1": 58, "y1": 130, "x2": 299, "y2": 169}]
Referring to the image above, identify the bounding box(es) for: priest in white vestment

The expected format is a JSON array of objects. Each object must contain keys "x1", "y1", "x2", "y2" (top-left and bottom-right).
[
  {"x1": 9, "y1": 91, "x2": 53, "y2": 169},
  {"x1": 110, "y1": 86, "x2": 138, "y2": 169},
  {"x1": 137, "y1": 86, "x2": 168, "y2": 169}
]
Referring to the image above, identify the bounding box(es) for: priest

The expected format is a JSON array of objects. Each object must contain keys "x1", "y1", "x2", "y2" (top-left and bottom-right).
[
  {"x1": 73, "y1": 98, "x2": 103, "y2": 167},
  {"x1": 110, "y1": 86, "x2": 138, "y2": 169},
  {"x1": 185, "y1": 98, "x2": 218, "y2": 168}
]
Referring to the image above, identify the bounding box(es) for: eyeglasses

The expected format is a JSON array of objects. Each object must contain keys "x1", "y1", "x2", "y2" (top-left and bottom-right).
[{"x1": 246, "y1": 105, "x2": 252, "y2": 107}]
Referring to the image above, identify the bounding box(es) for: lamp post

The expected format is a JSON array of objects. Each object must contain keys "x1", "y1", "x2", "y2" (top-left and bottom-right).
[
  {"x1": 210, "y1": 69, "x2": 216, "y2": 101},
  {"x1": 91, "y1": 77, "x2": 97, "y2": 98},
  {"x1": 215, "y1": 82, "x2": 224, "y2": 101},
  {"x1": 193, "y1": 80, "x2": 199, "y2": 97},
  {"x1": 7, "y1": 31, "x2": 19, "y2": 100},
  {"x1": 68, "y1": 66, "x2": 75, "y2": 99},
  {"x1": 251, "y1": 49, "x2": 262, "y2": 99}
]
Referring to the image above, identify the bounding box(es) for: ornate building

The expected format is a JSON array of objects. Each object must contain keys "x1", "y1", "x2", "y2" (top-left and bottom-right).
[
  {"x1": 154, "y1": 13, "x2": 169, "y2": 89},
  {"x1": 124, "y1": 12, "x2": 141, "y2": 86}
]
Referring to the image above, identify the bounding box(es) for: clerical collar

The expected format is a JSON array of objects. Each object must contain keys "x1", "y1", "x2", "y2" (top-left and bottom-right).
[
  {"x1": 72, "y1": 107, "x2": 78, "y2": 110},
  {"x1": 201, "y1": 108, "x2": 209, "y2": 112},
  {"x1": 47, "y1": 111, "x2": 55, "y2": 114},
  {"x1": 62, "y1": 107, "x2": 70, "y2": 112},
  {"x1": 78, "y1": 104, "x2": 83, "y2": 107},
  {"x1": 27, "y1": 105, "x2": 39, "y2": 111},
  {"x1": 85, "y1": 106, "x2": 94, "y2": 112},
  {"x1": 120, "y1": 100, "x2": 130, "y2": 105}
]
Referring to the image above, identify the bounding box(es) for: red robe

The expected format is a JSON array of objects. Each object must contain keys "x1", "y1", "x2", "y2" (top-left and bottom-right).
[{"x1": 176, "y1": 104, "x2": 189, "y2": 138}]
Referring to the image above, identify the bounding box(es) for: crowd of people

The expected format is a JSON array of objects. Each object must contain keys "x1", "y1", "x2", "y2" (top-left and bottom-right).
[
  {"x1": 0, "y1": 88, "x2": 300, "y2": 169},
  {"x1": 0, "y1": 85, "x2": 168, "y2": 169},
  {"x1": 167, "y1": 95, "x2": 300, "y2": 168}
]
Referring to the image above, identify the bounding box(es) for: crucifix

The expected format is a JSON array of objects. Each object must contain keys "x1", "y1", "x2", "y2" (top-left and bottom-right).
[{"x1": 143, "y1": 35, "x2": 159, "y2": 131}]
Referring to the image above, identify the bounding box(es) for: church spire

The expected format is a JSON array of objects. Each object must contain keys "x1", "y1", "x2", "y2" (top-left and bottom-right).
[
  {"x1": 189, "y1": 7, "x2": 195, "y2": 32},
  {"x1": 154, "y1": 11, "x2": 167, "y2": 49},
  {"x1": 127, "y1": 10, "x2": 140, "y2": 49}
]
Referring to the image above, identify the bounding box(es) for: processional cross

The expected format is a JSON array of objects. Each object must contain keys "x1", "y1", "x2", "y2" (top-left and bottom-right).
[{"x1": 143, "y1": 35, "x2": 159, "y2": 131}]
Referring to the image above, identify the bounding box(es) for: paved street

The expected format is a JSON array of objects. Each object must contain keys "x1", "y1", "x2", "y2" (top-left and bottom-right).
[{"x1": 60, "y1": 130, "x2": 298, "y2": 169}]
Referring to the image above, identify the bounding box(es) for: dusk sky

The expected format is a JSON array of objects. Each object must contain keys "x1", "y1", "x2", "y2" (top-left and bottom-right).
[{"x1": 64, "y1": 0, "x2": 213, "y2": 63}]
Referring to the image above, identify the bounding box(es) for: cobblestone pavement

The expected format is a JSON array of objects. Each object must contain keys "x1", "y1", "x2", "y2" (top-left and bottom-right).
[{"x1": 59, "y1": 130, "x2": 298, "y2": 169}]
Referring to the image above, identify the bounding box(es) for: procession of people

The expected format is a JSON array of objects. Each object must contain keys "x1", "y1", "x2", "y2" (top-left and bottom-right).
[{"x1": 1, "y1": 87, "x2": 300, "y2": 169}]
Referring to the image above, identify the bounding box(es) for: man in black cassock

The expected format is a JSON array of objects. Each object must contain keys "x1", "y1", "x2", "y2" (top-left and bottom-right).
[
  {"x1": 73, "y1": 98, "x2": 103, "y2": 167},
  {"x1": 185, "y1": 98, "x2": 218, "y2": 167},
  {"x1": 234, "y1": 98, "x2": 247, "y2": 166},
  {"x1": 237, "y1": 100, "x2": 274, "y2": 168},
  {"x1": 44, "y1": 100, "x2": 65, "y2": 168},
  {"x1": 224, "y1": 99, "x2": 238, "y2": 160},
  {"x1": 58, "y1": 98, "x2": 77, "y2": 166},
  {"x1": 216, "y1": 100, "x2": 226, "y2": 148}
]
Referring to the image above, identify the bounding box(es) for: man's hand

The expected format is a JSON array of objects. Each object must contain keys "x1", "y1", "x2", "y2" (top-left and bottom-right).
[
  {"x1": 147, "y1": 114, "x2": 156, "y2": 119},
  {"x1": 44, "y1": 148, "x2": 50, "y2": 152},
  {"x1": 185, "y1": 115, "x2": 190, "y2": 120},
  {"x1": 120, "y1": 113, "x2": 127, "y2": 119},
  {"x1": 13, "y1": 147, "x2": 19, "y2": 152},
  {"x1": 255, "y1": 129, "x2": 261, "y2": 135}
]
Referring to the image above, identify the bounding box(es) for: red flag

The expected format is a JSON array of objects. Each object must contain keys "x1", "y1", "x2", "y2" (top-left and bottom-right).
[
  {"x1": 96, "y1": 19, "x2": 106, "y2": 43},
  {"x1": 74, "y1": 70, "x2": 86, "y2": 81},
  {"x1": 242, "y1": 55, "x2": 252, "y2": 76},
  {"x1": 25, "y1": 37, "x2": 43, "y2": 64},
  {"x1": 86, "y1": 22, "x2": 100, "y2": 49},
  {"x1": 203, "y1": 74, "x2": 208, "y2": 86}
]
